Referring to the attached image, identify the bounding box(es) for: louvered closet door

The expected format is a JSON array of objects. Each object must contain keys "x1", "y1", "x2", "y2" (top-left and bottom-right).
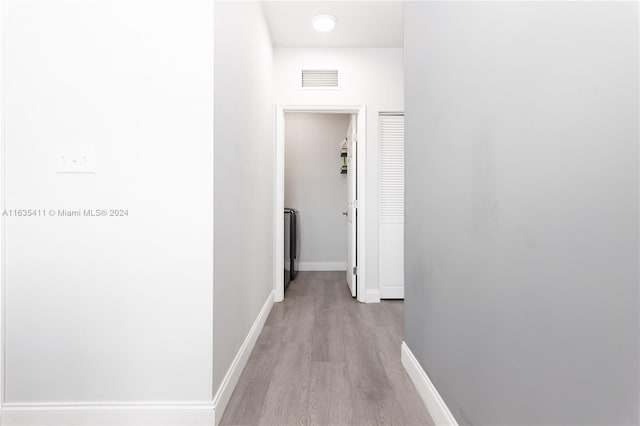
[{"x1": 379, "y1": 113, "x2": 405, "y2": 299}]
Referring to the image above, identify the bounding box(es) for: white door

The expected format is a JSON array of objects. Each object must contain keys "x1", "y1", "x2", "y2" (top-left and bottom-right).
[
  {"x1": 346, "y1": 115, "x2": 357, "y2": 297},
  {"x1": 379, "y1": 113, "x2": 405, "y2": 299}
]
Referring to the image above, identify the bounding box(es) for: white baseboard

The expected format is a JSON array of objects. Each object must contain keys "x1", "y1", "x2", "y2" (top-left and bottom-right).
[
  {"x1": 401, "y1": 342, "x2": 458, "y2": 426},
  {"x1": 297, "y1": 262, "x2": 346, "y2": 271},
  {"x1": 213, "y1": 290, "x2": 274, "y2": 425},
  {"x1": 380, "y1": 286, "x2": 404, "y2": 299},
  {"x1": 0, "y1": 402, "x2": 214, "y2": 425},
  {"x1": 365, "y1": 289, "x2": 381, "y2": 303}
]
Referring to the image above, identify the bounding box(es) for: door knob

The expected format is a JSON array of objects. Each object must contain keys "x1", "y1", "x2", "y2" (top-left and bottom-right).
[{"x1": 342, "y1": 211, "x2": 348, "y2": 216}]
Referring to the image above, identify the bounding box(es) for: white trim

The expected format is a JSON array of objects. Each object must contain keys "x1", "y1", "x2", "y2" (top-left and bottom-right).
[
  {"x1": 274, "y1": 105, "x2": 367, "y2": 303},
  {"x1": 212, "y1": 290, "x2": 274, "y2": 425},
  {"x1": 379, "y1": 287, "x2": 404, "y2": 299},
  {"x1": 401, "y1": 342, "x2": 458, "y2": 426},
  {"x1": 0, "y1": 402, "x2": 214, "y2": 426},
  {"x1": 297, "y1": 262, "x2": 346, "y2": 271},
  {"x1": 1, "y1": 0, "x2": 6, "y2": 411},
  {"x1": 211, "y1": 0, "x2": 215, "y2": 410},
  {"x1": 365, "y1": 289, "x2": 381, "y2": 304},
  {"x1": 274, "y1": 107, "x2": 285, "y2": 302},
  {"x1": 356, "y1": 107, "x2": 367, "y2": 303}
]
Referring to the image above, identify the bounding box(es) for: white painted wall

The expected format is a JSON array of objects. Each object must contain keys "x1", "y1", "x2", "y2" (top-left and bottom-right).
[
  {"x1": 274, "y1": 48, "x2": 404, "y2": 294},
  {"x1": 2, "y1": 0, "x2": 214, "y2": 418},
  {"x1": 285, "y1": 113, "x2": 350, "y2": 270},
  {"x1": 404, "y1": 2, "x2": 639, "y2": 424},
  {"x1": 214, "y1": 0, "x2": 275, "y2": 397}
]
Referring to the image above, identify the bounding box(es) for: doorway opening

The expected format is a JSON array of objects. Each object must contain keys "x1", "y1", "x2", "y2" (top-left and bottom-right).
[{"x1": 274, "y1": 106, "x2": 366, "y2": 303}]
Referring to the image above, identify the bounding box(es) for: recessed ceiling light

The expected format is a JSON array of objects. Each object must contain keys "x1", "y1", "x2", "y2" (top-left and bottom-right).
[{"x1": 312, "y1": 14, "x2": 336, "y2": 32}]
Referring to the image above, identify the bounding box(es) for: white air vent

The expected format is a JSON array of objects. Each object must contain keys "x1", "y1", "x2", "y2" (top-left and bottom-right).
[{"x1": 301, "y1": 69, "x2": 339, "y2": 88}]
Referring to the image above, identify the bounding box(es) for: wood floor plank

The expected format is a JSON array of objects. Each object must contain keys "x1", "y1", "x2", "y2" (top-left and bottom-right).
[
  {"x1": 242, "y1": 325, "x2": 286, "y2": 382},
  {"x1": 342, "y1": 308, "x2": 391, "y2": 390},
  {"x1": 308, "y1": 361, "x2": 352, "y2": 425},
  {"x1": 311, "y1": 307, "x2": 348, "y2": 362},
  {"x1": 264, "y1": 301, "x2": 286, "y2": 327},
  {"x1": 219, "y1": 272, "x2": 434, "y2": 426},
  {"x1": 282, "y1": 297, "x2": 315, "y2": 343},
  {"x1": 372, "y1": 326, "x2": 434, "y2": 426},
  {"x1": 350, "y1": 387, "x2": 409, "y2": 426},
  {"x1": 220, "y1": 378, "x2": 271, "y2": 426},
  {"x1": 257, "y1": 341, "x2": 312, "y2": 426}
]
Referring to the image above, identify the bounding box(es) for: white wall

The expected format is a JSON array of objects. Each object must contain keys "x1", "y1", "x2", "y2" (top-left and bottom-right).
[
  {"x1": 404, "y1": 2, "x2": 639, "y2": 424},
  {"x1": 2, "y1": 0, "x2": 214, "y2": 422},
  {"x1": 274, "y1": 48, "x2": 404, "y2": 295},
  {"x1": 214, "y1": 0, "x2": 275, "y2": 399},
  {"x1": 284, "y1": 113, "x2": 350, "y2": 269}
]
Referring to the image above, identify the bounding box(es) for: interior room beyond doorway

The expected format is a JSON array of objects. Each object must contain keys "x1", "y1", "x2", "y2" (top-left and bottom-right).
[{"x1": 283, "y1": 112, "x2": 356, "y2": 297}]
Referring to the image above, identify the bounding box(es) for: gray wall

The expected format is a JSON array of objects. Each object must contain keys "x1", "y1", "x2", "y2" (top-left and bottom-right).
[
  {"x1": 285, "y1": 113, "x2": 350, "y2": 268},
  {"x1": 214, "y1": 1, "x2": 274, "y2": 393},
  {"x1": 404, "y1": 2, "x2": 639, "y2": 425}
]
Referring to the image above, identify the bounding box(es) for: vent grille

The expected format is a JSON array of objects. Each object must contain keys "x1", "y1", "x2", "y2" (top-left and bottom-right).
[
  {"x1": 301, "y1": 69, "x2": 339, "y2": 88},
  {"x1": 379, "y1": 113, "x2": 405, "y2": 219}
]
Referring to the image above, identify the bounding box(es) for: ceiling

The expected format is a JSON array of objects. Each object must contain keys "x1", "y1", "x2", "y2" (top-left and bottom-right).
[{"x1": 262, "y1": 1, "x2": 404, "y2": 48}]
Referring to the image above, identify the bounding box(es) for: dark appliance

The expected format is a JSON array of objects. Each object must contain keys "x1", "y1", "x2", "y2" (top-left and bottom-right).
[{"x1": 284, "y1": 208, "x2": 298, "y2": 290}]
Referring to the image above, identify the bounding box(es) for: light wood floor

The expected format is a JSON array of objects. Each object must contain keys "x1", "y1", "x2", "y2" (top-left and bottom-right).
[{"x1": 220, "y1": 271, "x2": 434, "y2": 426}]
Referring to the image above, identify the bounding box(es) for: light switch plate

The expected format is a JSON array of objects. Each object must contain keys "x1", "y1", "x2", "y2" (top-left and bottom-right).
[{"x1": 56, "y1": 144, "x2": 96, "y2": 173}]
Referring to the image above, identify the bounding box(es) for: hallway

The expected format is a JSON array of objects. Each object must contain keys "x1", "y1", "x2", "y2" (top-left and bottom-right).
[{"x1": 221, "y1": 272, "x2": 433, "y2": 425}]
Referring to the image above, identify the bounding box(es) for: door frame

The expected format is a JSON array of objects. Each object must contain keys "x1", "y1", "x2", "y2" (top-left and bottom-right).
[{"x1": 274, "y1": 105, "x2": 367, "y2": 303}]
